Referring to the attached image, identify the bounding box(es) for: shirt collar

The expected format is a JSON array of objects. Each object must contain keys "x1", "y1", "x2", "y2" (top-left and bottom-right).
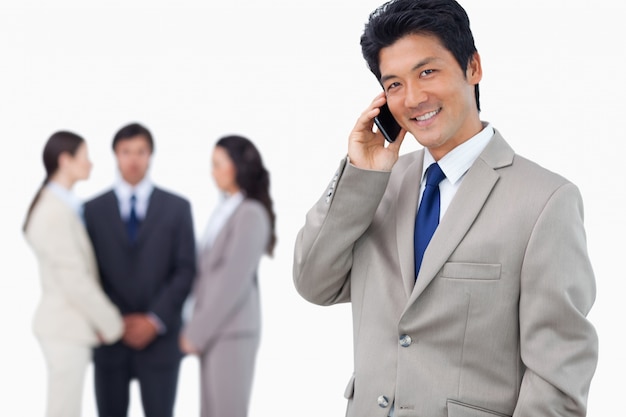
[
  {"x1": 46, "y1": 181, "x2": 83, "y2": 217},
  {"x1": 114, "y1": 176, "x2": 154, "y2": 202},
  {"x1": 200, "y1": 191, "x2": 245, "y2": 249},
  {"x1": 219, "y1": 190, "x2": 245, "y2": 208},
  {"x1": 422, "y1": 122, "x2": 494, "y2": 184}
]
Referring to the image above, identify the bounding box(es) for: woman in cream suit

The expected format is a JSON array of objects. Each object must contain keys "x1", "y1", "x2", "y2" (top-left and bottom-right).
[
  {"x1": 180, "y1": 135, "x2": 277, "y2": 417},
  {"x1": 23, "y1": 131, "x2": 124, "y2": 417}
]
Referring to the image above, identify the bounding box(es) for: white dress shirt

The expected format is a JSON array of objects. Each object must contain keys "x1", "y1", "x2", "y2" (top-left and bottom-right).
[
  {"x1": 112, "y1": 176, "x2": 162, "y2": 330},
  {"x1": 200, "y1": 191, "x2": 245, "y2": 251},
  {"x1": 114, "y1": 176, "x2": 154, "y2": 221},
  {"x1": 419, "y1": 122, "x2": 494, "y2": 219}
]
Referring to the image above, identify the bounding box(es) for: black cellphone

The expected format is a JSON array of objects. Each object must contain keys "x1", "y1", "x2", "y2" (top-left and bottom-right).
[{"x1": 374, "y1": 103, "x2": 402, "y2": 143}]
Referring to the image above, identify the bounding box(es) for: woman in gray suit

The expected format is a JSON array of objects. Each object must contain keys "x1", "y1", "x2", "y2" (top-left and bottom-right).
[
  {"x1": 180, "y1": 135, "x2": 276, "y2": 417},
  {"x1": 23, "y1": 131, "x2": 124, "y2": 417}
]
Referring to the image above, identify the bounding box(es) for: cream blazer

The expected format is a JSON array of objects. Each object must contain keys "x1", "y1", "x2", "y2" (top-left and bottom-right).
[
  {"x1": 25, "y1": 188, "x2": 123, "y2": 346},
  {"x1": 293, "y1": 131, "x2": 598, "y2": 417}
]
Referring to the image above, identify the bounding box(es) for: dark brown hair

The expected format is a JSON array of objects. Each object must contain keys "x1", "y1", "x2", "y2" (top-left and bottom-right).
[
  {"x1": 22, "y1": 131, "x2": 85, "y2": 232},
  {"x1": 216, "y1": 135, "x2": 277, "y2": 256},
  {"x1": 112, "y1": 122, "x2": 154, "y2": 153},
  {"x1": 361, "y1": 0, "x2": 480, "y2": 111}
]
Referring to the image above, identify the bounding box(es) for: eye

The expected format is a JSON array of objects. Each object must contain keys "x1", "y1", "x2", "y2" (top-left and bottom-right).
[
  {"x1": 385, "y1": 81, "x2": 401, "y2": 92},
  {"x1": 420, "y1": 69, "x2": 435, "y2": 77}
]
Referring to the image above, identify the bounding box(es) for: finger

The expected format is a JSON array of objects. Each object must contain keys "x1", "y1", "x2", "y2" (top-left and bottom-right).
[
  {"x1": 372, "y1": 91, "x2": 387, "y2": 105},
  {"x1": 353, "y1": 93, "x2": 387, "y2": 131},
  {"x1": 386, "y1": 129, "x2": 408, "y2": 153}
]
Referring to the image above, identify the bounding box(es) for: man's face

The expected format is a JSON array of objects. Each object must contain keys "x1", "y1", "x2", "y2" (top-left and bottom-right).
[
  {"x1": 114, "y1": 135, "x2": 152, "y2": 186},
  {"x1": 379, "y1": 33, "x2": 483, "y2": 160}
]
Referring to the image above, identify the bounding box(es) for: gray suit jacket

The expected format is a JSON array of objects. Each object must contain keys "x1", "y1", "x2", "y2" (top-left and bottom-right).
[
  {"x1": 183, "y1": 199, "x2": 270, "y2": 352},
  {"x1": 25, "y1": 188, "x2": 123, "y2": 345},
  {"x1": 293, "y1": 131, "x2": 598, "y2": 417}
]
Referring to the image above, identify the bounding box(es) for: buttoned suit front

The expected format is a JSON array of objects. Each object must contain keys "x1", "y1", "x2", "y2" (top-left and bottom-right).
[
  {"x1": 83, "y1": 186, "x2": 196, "y2": 417},
  {"x1": 293, "y1": 131, "x2": 598, "y2": 417},
  {"x1": 183, "y1": 199, "x2": 270, "y2": 417},
  {"x1": 25, "y1": 188, "x2": 123, "y2": 417}
]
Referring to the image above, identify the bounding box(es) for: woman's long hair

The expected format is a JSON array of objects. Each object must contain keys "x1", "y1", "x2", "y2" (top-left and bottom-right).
[
  {"x1": 216, "y1": 135, "x2": 277, "y2": 256},
  {"x1": 22, "y1": 131, "x2": 85, "y2": 233}
]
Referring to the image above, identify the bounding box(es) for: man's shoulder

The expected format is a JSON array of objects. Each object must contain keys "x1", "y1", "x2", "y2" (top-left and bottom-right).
[
  {"x1": 152, "y1": 186, "x2": 191, "y2": 207},
  {"x1": 510, "y1": 153, "x2": 571, "y2": 190},
  {"x1": 397, "y1": 149, "x2": 422, "y2": 165},
  {"x1": 84, "y1": 189, "x2": 115, "y2": 208},
  {"x1": 481, "y1": 130, "x2": 571, "y2": 188},
  {"x1": 391, "y1": 149, "x2": 422, "y2": 176}
]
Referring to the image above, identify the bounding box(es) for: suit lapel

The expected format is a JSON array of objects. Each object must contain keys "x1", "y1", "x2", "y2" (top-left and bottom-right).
[
  {"x1": 200, "y1": 207, "x2": 233, "y2": 269},
  {"x1": 406, "y1": 132, "x2": 515, "y2": 305},
  {"x1": 395, "y1": 153, "x2": 424, "y2": 297},
  {"x1": 135, "y1": 188, "x2": 162, "y2": 244},
  {"x1": 101, "y1": 191, "x2": 131, "y2": 246}
]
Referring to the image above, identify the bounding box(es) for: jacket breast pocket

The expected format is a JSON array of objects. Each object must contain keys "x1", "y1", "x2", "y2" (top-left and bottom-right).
[
  {"x1": 447, "y1": 400, "x2": 511, "y2": 417},
  {"x1": 441, "y1": 262, "x2": 501, "y2": 281}
]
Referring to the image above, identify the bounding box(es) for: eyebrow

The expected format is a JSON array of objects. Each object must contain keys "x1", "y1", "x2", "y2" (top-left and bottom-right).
[{"x1": 379, "y1": 57, "x2": 439, "y2": 85}]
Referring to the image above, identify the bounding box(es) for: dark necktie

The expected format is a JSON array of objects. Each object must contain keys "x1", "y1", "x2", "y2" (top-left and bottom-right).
[
  {"x1": 127, "y1": 194, "x2": 139, "y2": 242},
  {"x1": 414, "y1": 163, "x2": 446, "y2": 278}
]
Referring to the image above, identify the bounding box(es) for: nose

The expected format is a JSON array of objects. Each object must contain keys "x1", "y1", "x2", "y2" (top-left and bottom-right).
[{"x1": 404, "y1": 81, "x2": 428, "y2": 109}]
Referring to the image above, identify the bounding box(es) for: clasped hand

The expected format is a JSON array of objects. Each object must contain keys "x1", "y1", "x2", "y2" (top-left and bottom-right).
[{"x1": 122, "y1": 314, "x2": 158, "y2": 350}]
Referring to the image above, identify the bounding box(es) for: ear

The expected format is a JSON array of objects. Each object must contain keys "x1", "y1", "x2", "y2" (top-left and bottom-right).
[
  {"x1": 57, "y1": 151, "x2": 72, "y2": 168},
  {"x1": 466, "y1": 52, "x2": 483, "y2": 84}
]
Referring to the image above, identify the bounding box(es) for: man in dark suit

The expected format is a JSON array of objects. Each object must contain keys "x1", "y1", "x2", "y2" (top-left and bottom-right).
[{"x1": 84, "y1": 122, "x2": 196, "y2": 417}]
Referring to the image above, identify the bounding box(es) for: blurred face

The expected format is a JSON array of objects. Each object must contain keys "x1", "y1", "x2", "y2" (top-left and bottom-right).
[
  {"x1": 61, "y1": 142, "x2": 92, "y2": 182},
  {"x1": 211, "y1": 146, "x2": 239, "y2": 194},
  {"x1": 379, "y1": 33, "x2": 483, "y2": 160},
  {"x1": 114, "y1": 135, "x2": 152, "y2": 186}
]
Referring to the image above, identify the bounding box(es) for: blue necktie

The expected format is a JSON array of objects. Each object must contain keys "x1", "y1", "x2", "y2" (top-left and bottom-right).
[
  {"x1": 414, "y1": 163, "x2": 446, "y2": 278},
  {"x1": 127, "y1": 194, "x2": 139, "y2": 242}
]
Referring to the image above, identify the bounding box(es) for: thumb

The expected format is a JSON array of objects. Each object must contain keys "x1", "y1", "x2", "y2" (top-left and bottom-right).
[{"x1": 387, "y1": 129, "x2": 407, "y2": 154}]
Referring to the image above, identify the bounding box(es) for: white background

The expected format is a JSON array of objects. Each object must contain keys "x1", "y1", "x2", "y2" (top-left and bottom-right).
[{"x1": 1, "y1": 0, "x2": 624, "y2": 415}]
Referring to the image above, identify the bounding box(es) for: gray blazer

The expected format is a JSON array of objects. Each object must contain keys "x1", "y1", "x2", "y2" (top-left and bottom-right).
[
  {"x1": 293, "y1": 131, "x2": 598, "y2": 417},
  {"x1": 183, "y1": 199, "x2": 270, "y2": 352}
]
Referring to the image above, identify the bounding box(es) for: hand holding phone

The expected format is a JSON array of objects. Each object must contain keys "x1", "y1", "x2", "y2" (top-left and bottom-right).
[
  {"x1": 374, "y1": 103, "x2": 402, "y2": 143},
  {"x1": 348, "y1": 94, "x2": 403, "y2": 171}
]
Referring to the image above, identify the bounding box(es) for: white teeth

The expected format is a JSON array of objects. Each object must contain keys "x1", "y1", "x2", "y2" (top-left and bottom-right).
[{"x1": 415, "y1": 109, "x2": 439, "y2": 121}]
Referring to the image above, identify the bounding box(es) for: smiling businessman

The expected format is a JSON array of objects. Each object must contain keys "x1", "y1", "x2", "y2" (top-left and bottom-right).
[{"x1": 293, "y1": 1, "x2": 598, "y2": 416}]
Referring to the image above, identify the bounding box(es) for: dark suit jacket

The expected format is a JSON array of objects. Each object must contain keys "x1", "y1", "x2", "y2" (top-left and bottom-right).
[{"x1": 84, "y1": 186, "x2": 196, "y2": 365}]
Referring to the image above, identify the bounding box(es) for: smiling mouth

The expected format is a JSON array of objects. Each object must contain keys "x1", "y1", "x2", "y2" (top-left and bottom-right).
[{"x1": 413, "y1": 108, "x2": 441, "y2": 122}]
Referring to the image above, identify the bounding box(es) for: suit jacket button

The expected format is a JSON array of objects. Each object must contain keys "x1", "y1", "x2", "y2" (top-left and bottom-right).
[
  {"x1": 399, "y1": 334, "x2": 412, "y2": 347},
  {"x1": 377, "y1": 395, "x2": 389, "y2": 408}
]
